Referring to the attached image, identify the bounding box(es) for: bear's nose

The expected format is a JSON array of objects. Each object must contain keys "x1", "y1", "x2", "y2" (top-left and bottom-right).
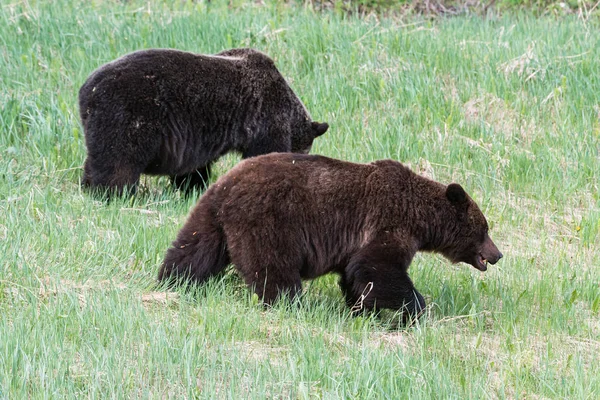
[{"x1": 488, "y1": 252, "x2": 503, "y2": 265}]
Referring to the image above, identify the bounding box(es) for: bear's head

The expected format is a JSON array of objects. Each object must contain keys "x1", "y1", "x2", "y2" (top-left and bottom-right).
[
  {"x1": 442, "y1": 183, "x2": 503, "y2": 271},
  {"x1": 291, "y1": 121, "x2": 329, "y2": 154}
]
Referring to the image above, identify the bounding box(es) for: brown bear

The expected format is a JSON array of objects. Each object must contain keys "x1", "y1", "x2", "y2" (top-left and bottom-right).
[
  {"x1": 78, "y1": 48, "x2": 328, "y2": 196},
  {"x1": 158, "y1": 153, "x2": 503, "y2": 320}
]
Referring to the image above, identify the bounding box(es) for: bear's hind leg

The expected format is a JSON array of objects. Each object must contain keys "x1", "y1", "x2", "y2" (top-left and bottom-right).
[
  {"x1": 170, "y1": 164, "x2": 212, "y2": 195},
  {"x1": 228, "y1": 229, "x2": 304, "y2": 305},
  {"x1": 242, "y1": 266, "x2": 302, "y2": 306},
  {"x1": 82, "y1": 158, "x2": 94, "y2": 188}
]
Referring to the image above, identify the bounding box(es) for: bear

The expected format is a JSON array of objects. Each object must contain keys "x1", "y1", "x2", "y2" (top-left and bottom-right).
[
  {"x1": 78, "y1": 48, "x2": 328, "y2": 196},
  {"x1": 158, "y1": 153, "x2": 503, "y2": 321}
]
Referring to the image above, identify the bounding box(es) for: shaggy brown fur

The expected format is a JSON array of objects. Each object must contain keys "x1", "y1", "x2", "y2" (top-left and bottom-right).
[
  {"x1": 79, "y1": 48, "x2": 328, "y2": 196},
  {"x1": 159, "y1": 153, "x2": 503, "y2": 319}
]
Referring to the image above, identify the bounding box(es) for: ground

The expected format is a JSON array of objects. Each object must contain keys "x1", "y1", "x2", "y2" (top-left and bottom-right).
[{"x1": 0, "y1": 0, "x2": 599, "y2": 398}]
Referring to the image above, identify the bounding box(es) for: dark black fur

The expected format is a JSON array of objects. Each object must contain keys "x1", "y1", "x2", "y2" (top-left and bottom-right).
[
  {"x1": 159, "y1": 153, "x2": 503, "y2": 321},
  {"x1": 79, "y1": 48, "x2": 328, "y2": 196}
]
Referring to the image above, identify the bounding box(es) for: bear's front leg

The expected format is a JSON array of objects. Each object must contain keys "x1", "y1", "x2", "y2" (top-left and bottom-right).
[
  {"x1": 170, "y1": 164, "x2": 212, "y2": 195},
  {"x1": 341, "y1": 234, "x2": 425, "y2": 322},
  {"x1": 82, "y1": 157, "x2": 142, "y2": 199}
]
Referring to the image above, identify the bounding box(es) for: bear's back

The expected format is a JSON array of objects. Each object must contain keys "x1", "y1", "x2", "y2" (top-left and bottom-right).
[
  {"x1": 80, "y1": 48, "x2": 281, "y2": 95},
  {"x1": 213, "y1": 153, "x2": 447, "y2": 232},
  {"x1": 212, "y1": 153, "x2": 379, "y2": 220},
  {"x1": 78, "y1": 48, "x2": 297, "y2": 132},
  {"x1": 80, "y1": 49, "x2": 247, "y2": 100}
]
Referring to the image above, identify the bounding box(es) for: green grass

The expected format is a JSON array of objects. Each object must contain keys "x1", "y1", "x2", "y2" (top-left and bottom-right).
[{"x1": 1, "y1": 0, "x2": 599, "y2": 398}]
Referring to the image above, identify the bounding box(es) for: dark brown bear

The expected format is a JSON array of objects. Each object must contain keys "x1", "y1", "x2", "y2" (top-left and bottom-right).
[
  {"x1": 78, "y1": 48, "x2": 328, "y2": 196},
  {"x1": 158, "y1": 153, "x2": 503, "y2": 320}
]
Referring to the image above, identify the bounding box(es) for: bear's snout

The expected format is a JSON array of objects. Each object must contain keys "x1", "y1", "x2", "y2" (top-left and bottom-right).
[{"x1": 481, "y1": 235, "x2": 502, "y2": 266}]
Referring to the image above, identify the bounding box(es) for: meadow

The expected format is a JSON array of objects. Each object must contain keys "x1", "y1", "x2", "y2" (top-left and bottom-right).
[{"x1": 1, "y1": 0, "x2": 599, "y2": 398}]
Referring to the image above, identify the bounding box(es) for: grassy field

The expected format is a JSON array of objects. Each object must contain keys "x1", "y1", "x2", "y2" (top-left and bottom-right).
[{"x1": 1, "y1": 0, "x2": 599, "y2": 398}]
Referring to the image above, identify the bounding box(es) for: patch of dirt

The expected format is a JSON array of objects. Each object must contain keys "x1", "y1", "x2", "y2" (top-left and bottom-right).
[
  {"x1": 441, "y1": 73, "x2": 460, "y2": 103},
  {"x1": 3, "y1": 277, "x2": 180, "y2": 311},
  {"x1": 498, "y1": 42, "x2": 544, "y2": 81},
  {"x1": 372, "y1": 331, "x2": 415, "y2": 352},
  {"x1": 405, "y1": 158, "x2": 436, "y2": 180},
  {"x1": 34, "y1": 277, "x2": 128, "y2": 307},
  {"x1": 38, "y1": 277, "x2": 127, "y2": 296},
  {"x1": 463, "y1": 91, "x2": 539, "y2": 146},
  {"x1": 234, "y1": 340, "x2": 288, "y2": 368},
  {"x1": 141, "y1": 291, "x2": 179, "y2": 306},
  {"x1": 488, "y1": 191, "x2": 598, "y2": 269},
  {"x1": 449, "y1": 330, "x2": 600, "y2": 398}
]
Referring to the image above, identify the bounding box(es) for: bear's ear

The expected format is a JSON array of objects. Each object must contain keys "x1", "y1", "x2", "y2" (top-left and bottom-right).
[
  {"x1": 446, "y1": 183, "x2": 468, "y2": 204},
  {"x1": 311, "y1": 122, "x2": 329, "y2": 138}
]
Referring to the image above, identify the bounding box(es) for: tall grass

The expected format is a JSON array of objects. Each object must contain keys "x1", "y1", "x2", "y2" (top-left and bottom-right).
[{"x1": 1, "y1": 0, "x2": 599, "y2": 398}]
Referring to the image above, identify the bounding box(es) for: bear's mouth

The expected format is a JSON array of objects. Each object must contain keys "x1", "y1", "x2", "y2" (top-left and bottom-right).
[{"x1": 474, "y1": 254, "x2": 488, "y2": 271}]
